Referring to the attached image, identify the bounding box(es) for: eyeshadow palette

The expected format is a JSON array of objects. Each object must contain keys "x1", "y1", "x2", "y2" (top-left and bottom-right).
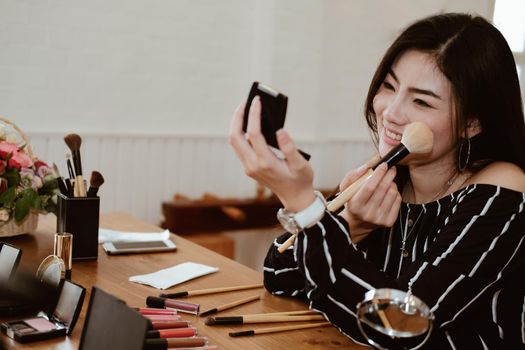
[{"x1": 0, "y1": 279, "x2": 85, "y2": 343}]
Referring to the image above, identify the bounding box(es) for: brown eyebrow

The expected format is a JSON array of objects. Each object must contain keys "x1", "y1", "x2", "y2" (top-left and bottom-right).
[{"x1": 388, "y1": 69, "x2": 442, "y2": 100}]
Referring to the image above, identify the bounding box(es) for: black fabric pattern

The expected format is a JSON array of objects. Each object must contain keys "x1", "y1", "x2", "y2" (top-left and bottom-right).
[{"x1": 263, "y1": 184, "x2": 525, "y2": 349}]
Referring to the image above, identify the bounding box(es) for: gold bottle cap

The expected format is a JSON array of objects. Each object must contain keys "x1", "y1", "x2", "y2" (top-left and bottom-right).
[{"x1": 54, "y1": 232, "x2": 73, "y2": 271}]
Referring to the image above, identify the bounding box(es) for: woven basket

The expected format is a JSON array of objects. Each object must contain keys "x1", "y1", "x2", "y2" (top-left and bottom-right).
[
  {"x1": 0, "y1": 116, "x2": 38, "y2": 237},
  {"x1": 0, "y1": 211, "x2": 39, "y2": 237}
]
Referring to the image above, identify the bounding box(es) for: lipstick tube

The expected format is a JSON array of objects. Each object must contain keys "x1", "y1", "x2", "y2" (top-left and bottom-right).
[
  {"x1": 144, "y1": 337, "x2": 208, "y2": 350},
  {"x1": 146, "y1": 327, "x2": 197, "y2": 339},
  {"x1": 148, "y1": 320, "x2": 190, "y2": 330},
  {"x1": 136, "y1": 307, "x2": 178, "y2": 316},
  {"x1": 144, "y1": 314, "x2": 182, "y2": 322},
  {"x1": 54, "y1": 232, "x2": 73, "y2": 279},
  {"x1": 146, "y1": 296, "x2": 200, "y2": 315}
]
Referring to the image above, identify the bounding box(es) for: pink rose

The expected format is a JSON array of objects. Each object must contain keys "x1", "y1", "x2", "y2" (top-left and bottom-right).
[
  {"x1": 20, "y1": 168, "x2": 43, "y2": 190},
  {"x1": 8, "y1": 151, "x2": 33, "y2": 169},
  {"x1": 37, "y1": 165, "x2": 53, "y2": 179},
  {"x1": 0, "y1": 141, "x2": 19, "y2": 159}
]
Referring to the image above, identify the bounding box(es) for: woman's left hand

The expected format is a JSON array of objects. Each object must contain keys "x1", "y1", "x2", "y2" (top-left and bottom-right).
[{"x1": 228, "y1": 97, "x2": 316, "y2": 212}]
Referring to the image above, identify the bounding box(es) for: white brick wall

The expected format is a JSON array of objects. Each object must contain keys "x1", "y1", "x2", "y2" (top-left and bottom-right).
[{"x1": 1, "y1": 0, "x2": 492, "y2": 225}]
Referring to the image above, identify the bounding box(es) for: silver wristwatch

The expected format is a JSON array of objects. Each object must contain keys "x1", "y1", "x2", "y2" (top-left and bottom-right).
[{"x1": 277, "y1": 191, "x2": 327, "y2": 235}]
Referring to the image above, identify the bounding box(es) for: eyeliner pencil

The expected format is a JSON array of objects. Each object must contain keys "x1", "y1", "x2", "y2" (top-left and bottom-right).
[
  {"x1": 229, "y1": 321, "x2": 331, "y2": 337},
  {"x1": 205, "y1": 314, "x2": 325, "y2": 325},
  {"x1": 200, "y1": 295, "x2": 260, "y2": 317},
  {"x1": 160, "y1": 283, "x2": 263, "y2": 298}
]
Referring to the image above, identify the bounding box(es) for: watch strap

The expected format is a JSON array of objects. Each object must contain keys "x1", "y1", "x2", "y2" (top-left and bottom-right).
[{"x1": 293, "y1": 191, "x2": 326, "y2": 229}]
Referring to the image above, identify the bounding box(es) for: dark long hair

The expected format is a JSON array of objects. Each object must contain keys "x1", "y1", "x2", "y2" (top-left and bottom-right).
[{"x1": 365, "y1": 13, "x2": 525, "y2": 172}]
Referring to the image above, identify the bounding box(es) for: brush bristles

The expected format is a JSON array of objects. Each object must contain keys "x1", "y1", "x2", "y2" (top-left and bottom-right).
[
  {"x1": 400, "y1": 122, "x2": 433, "y2": 154},
  {"x1": 64, "y1": 134, "x2": 82, "y2": 151},
  {"x1": 90, "y1": 171, "x2": 105, "y2": 188},
  {"x1": 204, "y1": 317, "x2": 216, "y2": 326}
]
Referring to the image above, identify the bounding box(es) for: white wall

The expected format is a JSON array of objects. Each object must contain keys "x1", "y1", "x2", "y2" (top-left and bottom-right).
[{"x1": 0, "y1": 0, "x2": 493, "y2": 223}]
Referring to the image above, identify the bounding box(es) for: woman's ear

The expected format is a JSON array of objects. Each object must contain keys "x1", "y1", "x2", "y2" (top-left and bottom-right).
[{"x1": 465, "y1": 118, "x2": 482, "y2": 138}]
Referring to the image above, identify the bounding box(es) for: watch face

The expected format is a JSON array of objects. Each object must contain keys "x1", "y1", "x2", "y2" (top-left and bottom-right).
[{"x1": 277, "y1": 209, "x2": 300, "y2": 234}]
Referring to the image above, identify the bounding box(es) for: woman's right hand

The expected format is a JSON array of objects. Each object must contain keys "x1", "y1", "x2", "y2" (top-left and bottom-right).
[{"x1": 338, "y1": 163, "x2": 401, "y2": 243}]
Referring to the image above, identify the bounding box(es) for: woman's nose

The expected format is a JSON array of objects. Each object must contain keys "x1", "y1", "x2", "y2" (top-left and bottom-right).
[{"x1": 383, "y1": 96, "x2": 407, "y2": 124}]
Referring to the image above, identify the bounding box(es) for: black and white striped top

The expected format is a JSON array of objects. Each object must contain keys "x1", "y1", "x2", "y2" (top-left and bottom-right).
[{"x1": 264, "y1": 184, "x2": 525, "y2": 349}]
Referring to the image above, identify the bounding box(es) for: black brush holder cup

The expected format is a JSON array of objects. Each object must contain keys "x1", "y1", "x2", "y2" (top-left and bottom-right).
[{"x1": 57, "y1": 193, "x2": 100, "y2": 260}]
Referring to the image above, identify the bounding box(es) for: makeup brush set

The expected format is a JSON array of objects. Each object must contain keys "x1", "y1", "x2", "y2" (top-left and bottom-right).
[
  {"x1": 56, "y1": 134, "x2": 104, "y2": 260},
  {"x1": 54, "y1": 134, "x2": 105, "y2": 198},
  {"x1": 144, "y1": 283, "x2": 329, "y2": 340}
]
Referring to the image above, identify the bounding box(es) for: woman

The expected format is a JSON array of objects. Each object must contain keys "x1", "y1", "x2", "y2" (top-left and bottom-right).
[{"x1": 229, "y1": 13, "x2": 525, "y2": 349}]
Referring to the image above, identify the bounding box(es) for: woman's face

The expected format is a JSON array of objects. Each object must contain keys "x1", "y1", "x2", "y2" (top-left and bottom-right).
[{"x1": 373, "y1": 50, "x2": 456, "y2": 168}]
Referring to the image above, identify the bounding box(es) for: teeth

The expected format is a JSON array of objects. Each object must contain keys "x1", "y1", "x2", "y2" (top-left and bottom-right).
[{"x1": 385, "y1": 129, "x2": 402, "y2": 141}]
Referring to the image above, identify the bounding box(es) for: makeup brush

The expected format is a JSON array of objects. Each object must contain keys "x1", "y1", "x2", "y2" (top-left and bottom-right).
[
  {"x1": 64, "y1": 134, "x2": 86, "y2": 197},
  {"x1": 66, "y1": 154, "x2": 75, "y2": 179},
  {"x1": 199, "y1": 295, "x2": 260, "y2": 317},
  {"x1": 278, "y1": 121, "x2": 434, "y2": 253},
  {"x1": 160, "y1": 283, "x2": 263, "y2": 298},
  {"x1": 229, "y1": 321, "x2": 331, "y2": 337},
  {"x1": 204, "y1": 313, "x2": 325, "y2": 325},
  {"x1": 52, "y1": 163, "x2": 69, "y2": 196},
  {"x1": 87, "y1": 171, "x2": 104, "y2": 197}
]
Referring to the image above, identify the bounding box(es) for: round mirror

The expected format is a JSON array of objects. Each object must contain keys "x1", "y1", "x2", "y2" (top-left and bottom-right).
[
  {"x1": 36, "y1": 255, "x2": 65, "y2": 288},
  {"x1": 356, "y1": 288, "x2": 433, "y2": 350}
]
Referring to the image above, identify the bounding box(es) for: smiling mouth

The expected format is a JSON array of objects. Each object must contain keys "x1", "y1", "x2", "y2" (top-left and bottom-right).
[{"x1": 385, "y1": 128, "x2": 402, "y2": 141}]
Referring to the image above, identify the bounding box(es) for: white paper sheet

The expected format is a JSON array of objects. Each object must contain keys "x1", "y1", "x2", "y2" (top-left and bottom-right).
[
  {"x1": 99, "y1": 228, "x2": 170, "y2": 243},
  {"x1": 128, "y1": 262, "x2": 219, "y2": 290}
]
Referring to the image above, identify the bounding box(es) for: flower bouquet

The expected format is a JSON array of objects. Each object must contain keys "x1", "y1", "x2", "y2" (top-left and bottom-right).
[{"x1": 0, "y1": 116, "x2": 59, "y2": 237}]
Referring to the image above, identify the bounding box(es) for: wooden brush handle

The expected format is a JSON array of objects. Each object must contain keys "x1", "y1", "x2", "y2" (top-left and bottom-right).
[
  {"x1": 255, "y1": 322, "x2": 331, "y2": 334},
  {"x1": 75, "y1": 175, "x2": 87, "y2": 197},
  {"x1": 190, "y1": 283, "x2": 263, "y2": 296},
  {"x1": 277, "y1": 235, "x2": 296, "y2": 253},
  {"x1": 277, "y1": 155, "x2": 379, "y2": 254},
  {"x1": 326, "y1": 169, "x2": 373, "y2": 212},
  {"x1": 243, "y1": 314, "x2": 325, "y2": 323},
  {"x1": 216, "y1": 295, "x2": 260, "y2": 312}
]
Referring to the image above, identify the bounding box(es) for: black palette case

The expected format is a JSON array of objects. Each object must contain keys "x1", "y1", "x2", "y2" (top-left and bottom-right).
[{"x1": 1, "y1": 279, "x2": 85, "y2": 343}]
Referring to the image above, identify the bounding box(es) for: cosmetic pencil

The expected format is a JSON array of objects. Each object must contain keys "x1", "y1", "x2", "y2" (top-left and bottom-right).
[
  {"x1": 204, "y1": 314, "x2": 325, "y2": 325},
  {"x1": 200, "y1": 295, "x2": 260, "y2": 317},
  {"x1": 147, "y1": 320, "x2": 190, "y2": 330},
  {"x1": 160, "y1": 283, "x2": 263, "y2": 298},
  {"x1": 277, "y1": 121, "x2": 434, "y2": 253},
  {"x1": 229, "y1": 321, "x2": 331, "y2": 337},
  {"x1": 146, "y1": 327, "x2": 197, "y2": 339},
  {"x1": 87, "y1": 170, "x2": 104, "y2": 197},
  {"x1": 144, "y1": 337, "x2": 208, "y2": 350},
  {"x1": 135, "y1": 307, "x2": 178, "y2": 315},
  {"x1": 64, "y1": 134, "x2": 87, "y2": 197},
  {"x1": 146, "y1": 296, "x2": 200, "y2": 315}
]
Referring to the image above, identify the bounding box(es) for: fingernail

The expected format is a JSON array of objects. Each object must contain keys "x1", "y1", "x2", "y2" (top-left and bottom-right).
[{"x1": 357, "y1": 163, "x2": 368, "y2": 172}]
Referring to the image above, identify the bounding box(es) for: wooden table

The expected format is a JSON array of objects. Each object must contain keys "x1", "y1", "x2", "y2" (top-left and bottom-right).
[{"x1": 1, "y1": 213, "x2": 367, "y2": 350}]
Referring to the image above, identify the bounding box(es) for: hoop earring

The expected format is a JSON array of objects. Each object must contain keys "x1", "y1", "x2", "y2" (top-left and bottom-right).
[{"x1": 458, "y1": 137, "x2": 471, "y2": 172}]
